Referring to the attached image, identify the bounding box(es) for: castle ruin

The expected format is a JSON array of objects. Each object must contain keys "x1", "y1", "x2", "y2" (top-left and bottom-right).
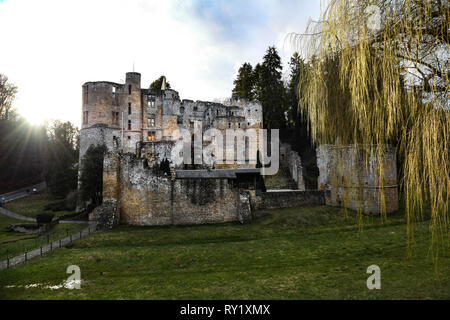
[{"x1": 79, "y1": 72, "x2": 399, "y2": 229}]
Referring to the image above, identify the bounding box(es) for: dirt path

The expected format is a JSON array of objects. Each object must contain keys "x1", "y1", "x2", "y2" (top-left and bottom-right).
[{"x1": 0, "y1": 207, "x2": 36, "y2": 222}]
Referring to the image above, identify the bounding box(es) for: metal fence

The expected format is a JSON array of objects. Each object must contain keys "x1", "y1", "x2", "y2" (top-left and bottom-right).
[{"x1": 1, "y1": 224, "x2": 95, "y2": 270}]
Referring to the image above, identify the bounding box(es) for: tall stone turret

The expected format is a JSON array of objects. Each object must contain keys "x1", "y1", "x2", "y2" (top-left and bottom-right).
[
  {"x1": 123, "y1": 72, "x2": 143, "y2": 152},
  {"x1": 80, "y1": 81, "x2": 122, "y2": 160}
]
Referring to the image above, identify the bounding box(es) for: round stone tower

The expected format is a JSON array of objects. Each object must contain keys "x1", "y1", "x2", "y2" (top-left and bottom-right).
[{"x1": 80, "y1": 81, "x2": 122, "y2": 160}]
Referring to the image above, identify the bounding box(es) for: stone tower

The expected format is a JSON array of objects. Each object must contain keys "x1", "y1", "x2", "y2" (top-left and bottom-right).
[
  {"x1": 79, "y1": 72, "x2": 144, "y2": 160},
  {"x1": 123, "y1": 72, "x2": 143, "y2": 152}
]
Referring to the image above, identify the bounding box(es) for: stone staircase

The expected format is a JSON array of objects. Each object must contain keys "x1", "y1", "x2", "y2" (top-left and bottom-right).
[{"x1": 263, "y1": 166, "x2": 297, "y2": 190}]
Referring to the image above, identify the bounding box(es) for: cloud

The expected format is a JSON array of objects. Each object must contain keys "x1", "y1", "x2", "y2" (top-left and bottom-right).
[
  {"x1": 0, "y1": 0, "x2": 320, "y2": 126},
  {"x1": 171, "y1": 0, "x2": 268, "y2": 43}
]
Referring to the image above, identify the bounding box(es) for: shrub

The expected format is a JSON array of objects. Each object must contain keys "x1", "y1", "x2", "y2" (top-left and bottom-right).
[
  {"x1": 36, "y1": 213, "x2": 55, "y2": 224},
  {"x1": 65, "y1": 190, "x2": 78, "y2": 211},
  {"x1": 79, "y1": 144, "x2": 107, "y2": 207}
]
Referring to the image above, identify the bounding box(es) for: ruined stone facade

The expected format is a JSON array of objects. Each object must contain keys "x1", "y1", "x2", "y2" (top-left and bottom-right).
[
  {"x1": 80, "y1": 72, "x2": 264, "y2": 227},
  {"x1": 98, "y1": 152, "x2": 255, "y2": 227},
  {"x1": 80, "y1": 72, "x2": 263, "y2": 168},
  {"x1": 262, "y1": 143, "x2": 305, "y2": 191},
  {"x1": 79, "y1": 72, "x2": 399, "y2": 228},
  {"x1": 316, "y1": 145, "x2": 399, "y2": 214},
  {"x1": 249, "y1": 190, "x2": 326, "y2": 211}
]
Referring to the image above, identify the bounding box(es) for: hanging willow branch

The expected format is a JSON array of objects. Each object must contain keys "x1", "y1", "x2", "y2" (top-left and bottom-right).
[{"x1": 289, "y1": 0, "x2": 449, "y2": 262}]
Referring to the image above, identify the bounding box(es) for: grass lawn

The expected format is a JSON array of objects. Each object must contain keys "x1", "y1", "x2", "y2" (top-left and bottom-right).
[
  {"x1": 4, "y1": 191, "x2": 76, "y2": 219},
  {"x1": 0, "y1": 189, "x2": 86, "y2": 260},
  {"x1": 0, "y1": 205, "x2": 448, "y2": 299}
]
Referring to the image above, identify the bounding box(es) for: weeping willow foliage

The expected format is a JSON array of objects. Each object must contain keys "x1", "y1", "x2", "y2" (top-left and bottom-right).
[{"x1": 290, "y1": 0, "x2": 449, "y2": 261}]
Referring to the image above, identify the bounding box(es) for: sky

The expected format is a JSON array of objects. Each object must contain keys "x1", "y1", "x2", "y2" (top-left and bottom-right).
[{"x1": 0, "y1": 0, "x2": 321, "y2": 127}]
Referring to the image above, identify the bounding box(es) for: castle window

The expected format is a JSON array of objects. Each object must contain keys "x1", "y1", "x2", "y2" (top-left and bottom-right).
[
  {"x1": 180, "y1": 106, "x2": 185, "y2": 114},
  {"x1": 83, "y1": 111, "x2": 88, "y2": 125},
  {"x1": 228, "y1": 123, "x2": 231, "y2": 128},
  {"x1": 148, "y1": 100, "x2": 155, "y2": 108},
  {"x1": 112, "y1": 87, "x2": 116, "y2": 94},
  {"x1": 189, "y1": 121, "x2": 194, "y2": 128},
  {"x1": 127, "y1": 136, "x2": 131, "y2": 140},
  {"x1": 128, "y1": 103, "x2": 131, "y2": 115},
  {"x1": 128, "y1": 120, "x2": 131, "y2": 130},
  {"x1": 238, "y1": 123, "x2": 241, "y2": 128},
  {"x1": 147, "y1": 131, "x2": 156, "y2": 141},
  {"x1": 112, "y1": 112, "x2": 119, "y2": 125},
  {"x1": 193, "y1": 106, "x2": 198, "y2": 111},
  {"x1": 245, "y1": 137, "x2": 249, "y2": 161},
  {"x1": 128, "y1": 85, "x2": 132, "y2": 95},
  {"x1": 148, "y1": 116, "x2": 155, "y2": 127}
]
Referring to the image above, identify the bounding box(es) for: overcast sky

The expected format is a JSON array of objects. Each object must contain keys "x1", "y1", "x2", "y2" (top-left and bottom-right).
[{"x1": 0, "y1": 0, "x2": 321, "y2": 127}]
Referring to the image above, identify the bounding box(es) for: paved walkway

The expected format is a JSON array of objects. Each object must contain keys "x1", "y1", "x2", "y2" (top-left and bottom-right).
[
  {"x1": 0, "y1": 207, "x2": 36, "y2": 222},
  {"x1": 0, "y1": 221, "x2": 97, "y2": 270},
  {"x1": 0, "y1": 185, "x2": 97, "y2": 270},
  {"x1": 0, "y1": 200, "x2": 87, "y2": 224},
  {"x1": 0, "y1": 182, "x2": 46, "y2": 203}
]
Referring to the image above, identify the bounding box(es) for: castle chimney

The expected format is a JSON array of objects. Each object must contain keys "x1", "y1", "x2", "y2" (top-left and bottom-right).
[{"x1": 161, "y1": 76, "x2": 166, "y2": 91}]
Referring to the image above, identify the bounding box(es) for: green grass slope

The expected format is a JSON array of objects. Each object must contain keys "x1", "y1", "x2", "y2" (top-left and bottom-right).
[{"x1": 0, "y1": 206, "x2": 448, "y2": 299}]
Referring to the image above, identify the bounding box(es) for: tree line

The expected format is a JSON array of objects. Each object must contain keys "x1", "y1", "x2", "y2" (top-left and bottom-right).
[
  {"x1": 0, "y1": 74, "x2": 149, "y2": 209},
  {"x1": 0, "y1": 74, "x2": 81, "y2": 200},
  {"x1": 231, "y1": 47, "x2": 318, "y2": 188}
]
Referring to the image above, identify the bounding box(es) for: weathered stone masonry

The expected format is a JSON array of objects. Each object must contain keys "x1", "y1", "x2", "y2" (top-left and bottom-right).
[
  {"x1": 79, "y1": 72, "x2": 263, "y2": 162},
  {"x1": 81, "y1": 71, "x2": 399, "y2": 228},
  {"x1": 317, "y1": 145, "x2": 398, "y2": 214},
  {"x1": 98, "y1": 152, "x2": 253, "y2": 227},
  {"x1": 95, "y1": 151, "x2": 327, "y2": 228},
  {"x1": 249, "y1": 190, "x2": 326, "y2": 210}
]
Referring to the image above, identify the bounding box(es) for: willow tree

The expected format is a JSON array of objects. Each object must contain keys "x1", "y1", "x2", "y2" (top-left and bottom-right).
[{"x1": 290, "y1": 0, "x2": 449, "y2": 261}]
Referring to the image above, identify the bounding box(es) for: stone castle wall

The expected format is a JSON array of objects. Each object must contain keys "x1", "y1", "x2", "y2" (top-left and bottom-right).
[
  {"x1": 101, "y1": 152, "x2": 251, "y2": 227},
  {"x1": 249, "y1": 190, "x2": 326, "y2": 210},
  {"x1": 263, "y1": 143, "x2": 305, "y2": 191},
  {"x1": 316, "y1": 145, "x2": 398, "y2": 214},
  {"x1": 79, "y1": 124, "x2": 119, "y2": 160}
]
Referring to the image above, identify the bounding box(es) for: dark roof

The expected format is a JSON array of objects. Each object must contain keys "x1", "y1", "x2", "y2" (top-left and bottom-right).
[
  {"x1": 233, "y1": 168, "x2": 261, "y2": 174},
  {"x1": 175, "y1": 168, "x2": 260, "y2": 179}
]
